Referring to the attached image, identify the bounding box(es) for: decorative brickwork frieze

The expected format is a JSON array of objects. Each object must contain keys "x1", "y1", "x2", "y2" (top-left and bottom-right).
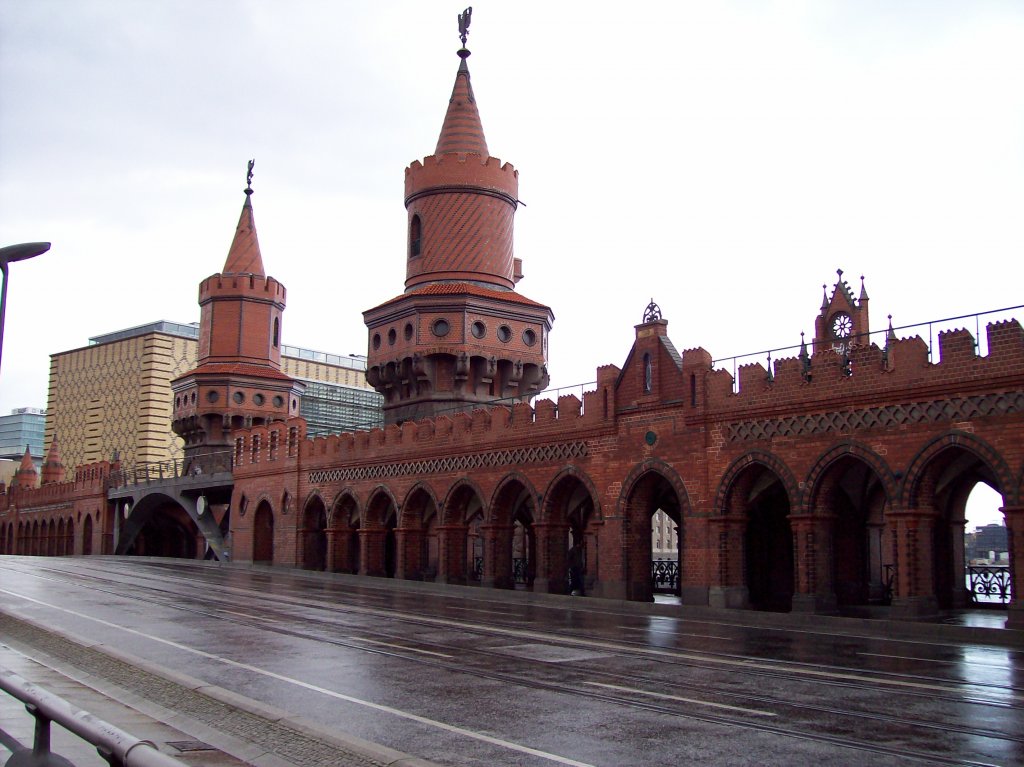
[
  {"x1": 307, "y1": 441, "x2": 587, "y2": 485},
  {"x1": 729, "y1": 391, "x2": 1024, "y2": 443}
]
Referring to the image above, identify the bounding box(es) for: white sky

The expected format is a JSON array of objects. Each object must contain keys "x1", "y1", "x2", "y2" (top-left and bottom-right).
[{"x1": 1, "y1": 1, "x2": 1021, "y2": 524}]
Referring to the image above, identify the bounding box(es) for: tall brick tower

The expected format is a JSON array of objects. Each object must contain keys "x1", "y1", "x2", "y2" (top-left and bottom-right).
[
  {"x1": 363, "y1": 14, "x2": 553, "y2": 424},
  {"x1": 171, "y1": 165, "x2": 305, "y2": 465}
]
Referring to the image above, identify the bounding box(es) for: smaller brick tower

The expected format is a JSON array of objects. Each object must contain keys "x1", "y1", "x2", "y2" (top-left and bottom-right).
[
  {"x1": 363, "y1": 16, "x2": 553, "y2": 424},
  {"x1": 13, "y1": 446, "x2": 37, "y2": 490},
  {"x1": 171, "y1": 165, "x2": 305, "y2": 465},
  {"x1": 813, "y1": 269, "x2": 870, "y2": 355},
  {"x1": 40, "y1": 435, "x2": 64, "y2": 485}
]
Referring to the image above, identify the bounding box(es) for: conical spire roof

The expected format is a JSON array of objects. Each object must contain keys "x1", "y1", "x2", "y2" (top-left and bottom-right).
[
  {"x1": 434, "y1": 50, "x2": 489, "y2": 156},
  {"x1": 222, "y1": 188, "x2": 265, "y2": 276}
]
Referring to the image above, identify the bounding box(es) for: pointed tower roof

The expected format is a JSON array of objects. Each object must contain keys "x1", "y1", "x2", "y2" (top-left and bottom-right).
[
  {"x1": 41, "y1": 434, "x2": 65, "y2": 485},
  {"x1": 14, "y1": 445, "x2": 37, "y2": 490},
  {"x1": 222, "y1": 165, "x2": 265, "y2": 276},
  {"x1": 434, "y1": 49, "x2": 489, "y2": 156}
]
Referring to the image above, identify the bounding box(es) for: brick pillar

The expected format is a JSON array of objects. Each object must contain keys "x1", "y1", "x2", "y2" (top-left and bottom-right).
[
  {"x1": 889, "y1": 509, "x2": 939, "y2": 619},
  {"x1": 532, "y1": 522, "x2": 569, "y2": 594},
  {"x1": 324, "y1": 529, "x2": 337, "y2": 571},
  {"x1": 481, "y1": 523, "x2": 513, "y2": 589},
  {"x1": 790, "y1": 514, "x2": 838, "y2": 614},
  {"x1": 395, "y1": 527, "x2": 423, "y2": 580},
  {"x1": 437, "y1": 524, "x2": 468, "y2": 584},
  {"x1": 1004, "y1": 505, "x2": 1024, "y2": 629},
  {"x1": 359, "y1": 528, "x2": 386, "y2": 577},
  {"x1": 708, "y1": 515, "x2": 748, "y2": 609}
]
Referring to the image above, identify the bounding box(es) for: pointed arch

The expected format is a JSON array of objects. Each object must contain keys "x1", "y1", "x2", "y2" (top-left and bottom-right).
[
  {"x1": 541, "y1": 466, "x2": 603, "y2": 524},
  {"x1": 903, "y1": 431, "x2": 1016, "y2": 508},
  {"x1": 441, "y1": 478, "x2": 487, "y2": 526},
  {"x1": 804, "y1": 441, "x2": 897, "y2": 512},
  {"x1": 715, "y1": 451, "x2": 800, "y2": 515}
]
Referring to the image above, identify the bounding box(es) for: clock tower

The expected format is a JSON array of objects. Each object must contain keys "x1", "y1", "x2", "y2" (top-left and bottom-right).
[{"x1": 813, "y1": 269, "x2": 870, "y2": 356}]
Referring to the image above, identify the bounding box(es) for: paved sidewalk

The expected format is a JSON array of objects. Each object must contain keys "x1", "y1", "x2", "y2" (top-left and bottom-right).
[
  {"x1": 0, "y1": 640, "x2": 251, "y2": 766},
  {"x1": 0, "y1": 615, "x2": 438, "y2": 767}
]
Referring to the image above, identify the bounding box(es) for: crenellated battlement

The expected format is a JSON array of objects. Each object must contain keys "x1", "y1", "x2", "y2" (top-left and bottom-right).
[
  {"x1": 199, "y1": 273, "x2": 286, "y2": 304},
  {"x1": 234, "y1": 388, "x2": 613, "y2": 475},
  {"x1": 704, "y1": 319, "x2": 1024, "y2": 415},
  {"x1": 405, "y1": 154, "x2": 518, "y2": 201}
]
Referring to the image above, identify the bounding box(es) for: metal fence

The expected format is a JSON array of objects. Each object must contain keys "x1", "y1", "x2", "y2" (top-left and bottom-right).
[
  {"x1": 968, "y1": 565, "x2": 1012, "y2": 606},
  {"x1": 0, "y1": 667, "x2": 182, "y2": 766},
  {"x1": 108, "y1": 451, "x2": 233, "y2": 490}
]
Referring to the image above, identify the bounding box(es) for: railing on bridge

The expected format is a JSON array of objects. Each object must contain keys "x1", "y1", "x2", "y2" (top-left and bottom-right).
[
  {"x1": 712, "y1": 304, "x2": 1024, "y2": 388},
  {"x1": 0, "y1": 667, "x2": 182, "y2": 767},
  {"x1": 968, "y1": 565, "x2": 1012, "y2": 606},
  {"x1": 108, "y1": 451, "x2": 233, "y2": 490},
  {"x1": 652, "y1": 559, "x2": 679, "y2": 593}
]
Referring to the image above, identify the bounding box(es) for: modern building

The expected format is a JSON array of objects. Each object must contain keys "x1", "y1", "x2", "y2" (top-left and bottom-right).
[
  {"x1": 0, "y1": 408, "x2": 46, "y2": 464},
  {"x1": 966, "y1": 523, "x2": 1009, "y2": 564},
  {"x1": 45, "y1": 321, "x2": 380, "y2": 471}
]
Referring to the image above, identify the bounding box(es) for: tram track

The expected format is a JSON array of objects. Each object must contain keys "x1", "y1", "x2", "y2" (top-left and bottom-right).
[{"x1": 1, "y1": 558, "x2": 1019, "y2": 767}]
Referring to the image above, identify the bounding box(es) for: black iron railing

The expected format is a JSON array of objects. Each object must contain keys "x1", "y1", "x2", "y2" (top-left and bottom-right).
[
  {"x1": 652, "y1": 559, "x2": 679, "y2": 592},
  {"x1": 968, "y1": 565, "x2": 1011, "y2": 606}
]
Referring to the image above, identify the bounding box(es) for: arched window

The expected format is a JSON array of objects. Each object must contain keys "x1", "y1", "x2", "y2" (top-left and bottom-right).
[
  {"x1": 410, "y1": 215, "x2": 422, "y2": 258},
  {"x1": 273, "y1": 317, "x2": 280, "y2": 348}
]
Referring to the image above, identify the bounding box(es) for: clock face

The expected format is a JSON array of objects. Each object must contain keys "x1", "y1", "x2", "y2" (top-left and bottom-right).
[{"x1": 831, "y1": 312, "x2": 852, "y2": 339}]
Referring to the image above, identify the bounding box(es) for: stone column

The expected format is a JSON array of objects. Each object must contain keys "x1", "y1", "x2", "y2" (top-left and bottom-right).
[
  {"x1": 395, "y1": 527, "x2": 423, "y2": 580},
  {"x1": 888, "y1": 508, "x2": 938, "y2": 619},
  {"x1": 708, "y1": 515, "x2": 748, "y2": 609},
  {"x1": 359, "y1": 528, "x2": 386, "y2": 577},
  {"x1": 324, "y1": 529, "x2": 337, "y2": 572},
  {"x1": 481, "y1": 523, "x2": 513, "y2": 589},
  {"x1": 1003, "y1": 505, "x2": 1024, "y2": 629},
  {"x1": 790, "y1": 513, "x2": 838, "y2": 614},
  {"x1": 532, "y1": 522, "x2": 569, "y2": 594},
  {"x1": 437, "y1": 524, "x2": 468, "y2": 585}
]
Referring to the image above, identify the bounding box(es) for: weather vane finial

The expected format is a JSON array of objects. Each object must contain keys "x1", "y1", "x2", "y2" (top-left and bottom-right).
[
  {"x1": 245, "y1": 159, "x2": 255, "y2": 196},
  {"x1": 643, "y1": 299, "x2": 662, "y2": 324},
  {"x1": 458, "y1": 7, "x2": 472, "y2": 48}
]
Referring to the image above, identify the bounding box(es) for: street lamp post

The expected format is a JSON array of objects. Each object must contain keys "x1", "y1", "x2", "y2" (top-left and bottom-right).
[{"x1": 0, "y1": 242, "x2": 51, "y2": 374}]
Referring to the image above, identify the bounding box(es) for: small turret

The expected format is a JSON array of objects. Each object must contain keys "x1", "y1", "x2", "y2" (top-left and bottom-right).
[
  {"x1": 40, "y1": 435, "x2": 64, "y2": 485},
  {"x1": 13, "y1": 446, "x2": 37, "y2": 490}
]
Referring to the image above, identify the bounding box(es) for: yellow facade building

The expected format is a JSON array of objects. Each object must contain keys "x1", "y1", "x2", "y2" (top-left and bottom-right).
[{"x1": 45, "y1": 321, "x2": 379, "y2": 472}]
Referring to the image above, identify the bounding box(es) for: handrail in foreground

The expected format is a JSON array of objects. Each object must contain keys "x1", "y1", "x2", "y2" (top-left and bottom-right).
[{"x1": 0, "y1": 667, "x2": 181, "y2": 766}]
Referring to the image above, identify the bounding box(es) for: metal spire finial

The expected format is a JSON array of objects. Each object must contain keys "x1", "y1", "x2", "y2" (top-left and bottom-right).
[
  {"x1": 245, "y1": 159, "x2": 255, "y2": 196},
  {"x1": 643, "y1": 299, "x2": 662, "y2": 323},
  {"x1": 458, "y1": 7, "x2": 473, "y2": 48}
]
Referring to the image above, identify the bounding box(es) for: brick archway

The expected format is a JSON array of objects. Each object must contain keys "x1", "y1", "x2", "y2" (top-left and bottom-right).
[
  {"x1": 537, "y1": 468, "x2": 602, "y2": 594},
  {"x1": 299, "y1": 493, "x2": 327, "y2": 571},
  {"x1": 898, "y1": 431, "x2": 1015, "y2": 614},
  {"x1": 804, "y1": 442, "x2": 896, "y2": 612},
  {"x1": 437, "y1": 481, "x2": 485, "y2": 585},
  {"x1": 714, "y1": 452, "x2": 797, "y2": 612},
  {"x1": 328, "y1": 491, "x2": 360, "y2": 574},
  {"x1": 617, "y1": 460, "x2": 692, "y2": 603},
  {"x1": 485, "y1": 474, "x2": 541, "y2": 590},
  {"x1": 397, "y1": 484, "x2": 440, "y2": 580},
  {"x1": 363, "y1": 486, "x2": 399, "y2": 578}
]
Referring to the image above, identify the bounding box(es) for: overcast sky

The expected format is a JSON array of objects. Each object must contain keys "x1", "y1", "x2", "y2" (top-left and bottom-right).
[{"x1": 1, "y1": 1, "x2": 1021, "y2": 522}]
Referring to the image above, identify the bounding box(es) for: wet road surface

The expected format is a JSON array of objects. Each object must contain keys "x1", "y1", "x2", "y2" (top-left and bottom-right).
[{"x1": 1, "y1": 556, "x2": 1021, "y2": 766}]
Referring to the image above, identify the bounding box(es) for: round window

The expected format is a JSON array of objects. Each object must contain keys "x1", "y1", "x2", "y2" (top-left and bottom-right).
[
  {"x1": 522, "y1": 328, "x2": 537, "y2": 346},
  {"x1": 372, "y1": 333, "x2": 381, "y2": 350},
  {"x1": 253, "y1": 393, "x2": 265, "y2": 406},
  {"x1": 175, "y1": 396, "x2": 180, "y2": 408},
  {"x1": 404, "y1": 322, "x2": 414, "y2": 340},
  {"x1": 471, "y1": 321, "x2": 486, "y2": 339},
  {"x1": 273, "y1": 395, "x2": 284, "y2": 408},
  {"x1": 432, "y1": 318, "x2": 451, "y2": 337},
  {"x1": 233, "y1": 391, "x2": 245, "y2": 404},
  {"x1": 206, "y1": 391, "x2": 219, "y2": 403},
  {"x1": 497, "y1": 325, "x2": 512, "y2": 343},
  {"x1": 388, "y1": 328, "x2": 397, "y2": 345}
]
